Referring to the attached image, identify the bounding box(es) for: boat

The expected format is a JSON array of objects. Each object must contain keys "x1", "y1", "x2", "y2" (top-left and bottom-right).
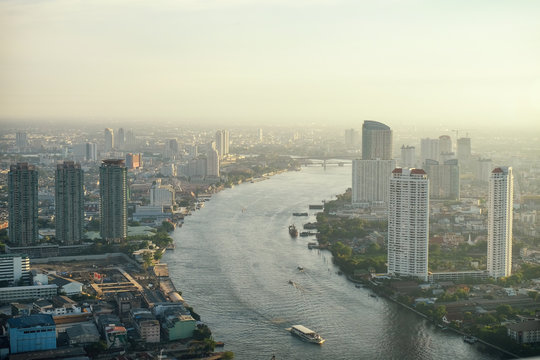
[
  {"x1": 308, "y1": 204, "x2": 324, "y2": 210},
  {"x1": 215, "y1": 341, "x2": 225, "y2": 347},
  {"x1": 292, "y1": 212, "x2": 309, "y2": 216},
  {"x1": 288, "y1": 325, "x2": 325, "y2": 344},
  {"x1": 288, "y1": 280, "x2": 294, "y2": 285},
  {"x1": 355, "y1": 284, "x2": 363, "y2": 288},
  {"x1": 297, "y1": 266, "x2": 304, "y2": 271},
  {"x1": 307, "y1": 242, "x2": 319, "y2": 249},
  {"x1": 463, "y1": 335, "x2": 477, "y2": 344},
  {"x1": 369, "y1": 294, "x2": 377, "y2": 298},
  {"x1": 289, "y1": 225, "x2": 299, "y2": 237}
]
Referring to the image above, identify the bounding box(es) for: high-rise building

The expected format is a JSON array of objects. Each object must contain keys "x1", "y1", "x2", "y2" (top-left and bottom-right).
[
  {"x1": 457, "y1": 137, "x2": 472, "y2": 163},
  {"x1": 168, "y1": 139, "x2": 179, "y2": 155},
  {"x1": 352, "y1": 159, "x2": 396, "y2": 207},
  {"x1": 207, "y1": 148, "x2": 220, "y2": 177},
  {"x1": 345, "y1": 129, "x2": 360, "y2": 149},
  {"x1": 215, "y1": 130, "x2": 230, "y2": 158},
  {"x1": 420, "y1": 138, "x2": 440, "y2": 164},
  {"x1": 8, "y1": 163, "x2": 38, "y2": 246},
  {"x1": 258, "y1": 128, "x2": 263, "y2": 142},
  {"x1": 0, "y1": 254, "x2": 30, "y2": 285},
  {"x1": 99, "y1": 160, "x2": 128, "y2": 242},
  {"x1": 400, "y1": 145, "x2": 416, "y2": 168},
  {"x1": 388, "y1": 168, "x2": 429, "y2": 281},
  {"x1": 125, "y1": 130, "x2": 136, "y2": 149},
  {"x1": 474, "y1": 158, "x2": 493, "y2": 183},
  {"x1": 150, "y1": 179, "x2": 175, "y2": 207},
  {"x1": 438, "y1": 135, "x2": 452, "y2": 154},
  {"x1": 116, "y1": 128, "x2": 125, "y2": 150},
  {"x1": 362, "y1": 121, "x2": 393, "y2": 160},
  {"x1": 104, "y1": 128, "x2": 114, "y2": 152},
  {"x1": 487, "y1": 167, "x2": 513, "y2": 279},
  {"x1": 15, "y1": 132, "x2": 28, "y2": 150},
  {"x1": 424, "y1": 159, "x2": 460, "y2": 200},
  {"x1": 126, "y1": 153, "x2": 142, "y2": 170},
  {"x1": 55, "y1": 161, "x2": 84, "y2": 245},
  {"x1": 73, "y1": 143, "x2": 98, "y2": 162}
]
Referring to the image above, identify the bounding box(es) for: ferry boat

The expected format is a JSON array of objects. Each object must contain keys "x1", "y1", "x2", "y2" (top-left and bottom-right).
[
  {"x1": 289, "y1": 225, "x2": 299, "y2": 237},
  {"x1": 292, "y1": 212, "x2": 308, "y2": 216},
  {"x1": 288, "y1": 325, "x2": 325, "y2": 344}
]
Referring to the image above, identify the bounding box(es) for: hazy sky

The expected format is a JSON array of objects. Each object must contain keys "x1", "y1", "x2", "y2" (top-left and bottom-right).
[{"x1": 1, "y1": 0, "x2": 539, "y2": 128}]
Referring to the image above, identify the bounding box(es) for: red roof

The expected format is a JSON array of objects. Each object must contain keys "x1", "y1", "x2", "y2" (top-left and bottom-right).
[
  {"x1": 410, "y1": 168, "x2": 426, "y2": 175},
  {"x1": 392, "y1": 168, "x2": 403, "y2": 174},
  {"x1": 492, "y1": 168, "x2": 503, "y2": 173}
]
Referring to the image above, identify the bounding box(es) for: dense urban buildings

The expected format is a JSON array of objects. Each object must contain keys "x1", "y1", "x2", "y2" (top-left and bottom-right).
[
  {"x1": 387, "y1": 168, "x2": 430, "y2": 281},
  {"x1": 55, "y1": 161, "x2": 84, "y2": 245},
  {"x1": 150, "y1": 179, "x2": 175, "y2": 206},
  {"x1": 8, "y1": 163, "x2": 38, "y2": 246},
  {"x1": 361, "y1": 121, "x2": 392, "y2": 160},
  {"x1": 352, "y1": 159, "x2": 396, "y2": 207},
  {"x1": 487, "y1": 167, "x2": 514, "y2": 279},
  {"x1": 99, "y1": 159, "x2": 128, "y2": 242},
  {"x1": 424, "y1": 159, "x2": 460, "y2": 200}
]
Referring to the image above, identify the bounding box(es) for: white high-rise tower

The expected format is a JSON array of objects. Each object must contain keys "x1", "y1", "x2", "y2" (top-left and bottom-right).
[
  {"x1": 487, "y1": 167, "x2": 513, "y2": 279},
  {"x1": 388, "y1": 168, "x2": 429, "y2": 281}
]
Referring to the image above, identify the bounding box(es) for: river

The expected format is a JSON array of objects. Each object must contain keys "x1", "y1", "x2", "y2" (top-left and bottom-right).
[{"x1": 163, "y1": 165, "x2": 503, "y2": 360}]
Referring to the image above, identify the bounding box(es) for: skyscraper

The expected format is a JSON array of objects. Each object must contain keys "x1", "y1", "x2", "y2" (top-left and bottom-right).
[
  {"x1": 206, "y1": 148, "x2": 220, "y2": 177},
  {"x1": 8, "y1": 163, "x2": 38, "y2": 246},
  {"x1": 116, "y1": 128, "x2": 125, "y2": 150},
  {"x1": 474, "y1": 158, "x2": 493, "y2": 183},
  {"x1": 361, "y1": 121, "x2": 392, "y2": 160},
  {"x1": 400, "y1": 145, "x2": 416, "y2": 168},
  {"x1": 15, "y1": 132, "x2": 28, "y2": 150},
  {"x1": 488, "y1": 167, "x2": 513, "y2": 279},
  {"x1": 457, "y1": 137, "x2": 472, "y2": 163},
  {"x1": 424, "y1": 159, "x2": 460, "y2": 200},
  {"x1": 104, "y1": 128, "x2": 114, "y2": 152},
  {"x1": 126, "y1": 153, "x2": 142, "y2": 170},
  {"x1": 438, "y1": 135, "x2": 452, "y2": 154},
  {"x1": 55, "y1": 161, "x2": 84, "y2": 245},
  {"x1": 388, "y1": 168, "x2": 429, "y2": 281},
  {"x1": 352, "y1": 159, "x2": 396, "y2": 207},
  {"x1": 215, "y1": 130, "x2": 230, "y2": 158},
  {"x1": 420, "y1": 138, "x2": 440, "y2": 164},
  {"x1": 99, "y1": 160, "x2": 128, "y2": 242}
]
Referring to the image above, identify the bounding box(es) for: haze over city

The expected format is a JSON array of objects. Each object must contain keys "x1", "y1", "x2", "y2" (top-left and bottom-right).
[{"x1": 1, "y1": 0, "x2": 540, "y2": 130}]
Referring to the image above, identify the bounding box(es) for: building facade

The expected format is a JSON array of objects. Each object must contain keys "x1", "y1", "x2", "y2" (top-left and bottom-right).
[
  {"x1": 126, "y1": 153, "x2": 142, "y2": 170},
  {"x1": 420, "y1": 138, "x2": 440, "y2": 164},
  {"x1": 150, "y1": 179, "x2": 175, "y2": 206},
  {"x1": 438, "y1": 135, "x2": 452, "y2": 154},
  {"x1": 104, "y1": 128, "x2": 114, "y2": 152},
  {"x1": 400, "y1": 145, "x2": 416, "y2": 169},
  {"x1": 457, "y1": 137, "x2": 472, "y2": 163},
  {"x1": 8, "y1": 163, "x2": 38, "y2": 246},
  {"x1": 206, "y1": 148, "x2": 220, "y2": 177},
  {"x1": 388, "y1": 168, "x2": 429, "y2": 281},
  {"x1": 424, "y1": 159, "x2": 460, "y2": 200},
  {"x1": 215, "y1": 130, "x2": 230, "y2": 158},
  {"x1": 362, "y1": 120, "x2": 393, "y2": 160},
  {"x1": 0, "y1": 254, "x2": 30, "y2": 286},
  {"x1": 55, "y1": 161, "x2": 84, "y2": 245},
  {"x1": 99, "y1": 160, "x2": 128, "y2": 242},
  {"x1": 352, "y1": 159, "x2": 396, "y2": 207},
  {"x1": 8, "y1": 314, "x2": 56, "y2": 354},
  {"x1": 487, "y1": 167, "x2": 513, "y2": 278}
]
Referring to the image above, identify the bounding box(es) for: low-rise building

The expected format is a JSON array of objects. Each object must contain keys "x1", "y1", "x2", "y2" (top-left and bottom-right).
[
  {"x1": 131, "y1": 308, "x2": 160, "y2": 343},
  {"x1": 7, "y1": 314, "x2": 56, "y2": 354},
  {"x1": 66, "y1": 323, "x2": 101, "y2": 345},
  {"x1": 507, "y1": 320, "x2": 540, "y2": 344},
  {"x1": 0, "y1": 284, "x2": 58, "y2": 303},
  {"x1": 162, "y1": 313, "x2": 196, "y2": 341},
  {"x1": 49, "y1": 275, "x2": 82, "y2": 296}
]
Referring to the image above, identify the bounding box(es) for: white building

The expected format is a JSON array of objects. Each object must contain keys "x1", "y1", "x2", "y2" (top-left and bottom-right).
[
  {"x1": 388, "y1": 168, "x2": 429, "y2": 281},
  {"x1": 206, "y1": 148, "x2": 220, "y2": 177},
  {"x1": 150, "y1": 179, "x2": 175, "y2": 206},
  {"x1": 0, "y1": 254, "x2": 30, "y2": 285},
  {"x1": 438, "y1": 135, "x2": 452, "y2": 154},
  {"x1": 400, "y1": 145, "x2": 416, "y2": 169},
  {"x1": 487, "y1": 167, "x2": 513, "y2": 278},
  {"x1": 104, "y1": 128, "x2": 114, "y2": 152},
  {"x1": 215, "y1": 130, "x2": 230, "y2": 158},
  {"x1": 352, "y1": 159, "x2": 396, "y2": 208}
]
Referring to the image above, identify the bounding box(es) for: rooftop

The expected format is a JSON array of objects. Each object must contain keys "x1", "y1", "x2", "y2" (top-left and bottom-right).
[{"x1": 8, "y1": 314, "x2": 55, "y2": 328}]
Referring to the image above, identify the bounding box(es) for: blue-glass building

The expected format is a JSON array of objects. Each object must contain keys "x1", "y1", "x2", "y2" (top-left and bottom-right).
[{"x1": 7, "y1": 314, "x2": 56, "y2": 354}]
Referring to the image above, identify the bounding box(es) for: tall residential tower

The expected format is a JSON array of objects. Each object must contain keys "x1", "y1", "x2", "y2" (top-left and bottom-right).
[
  {"x1": 99, "y1": 160, "x2": 128, "y2": 242},
  {"x1": 361, "y1": 121, "x2": 393, "y2": 160},
  {"x1": 55, "y1": 161, "x2": 84, "y2": 245},
  {"x1": 8, "y1": 163, "x2": 38, "y2": 246},
  {"x1": 387, "y1": 168, "x2": 429, "y2": 281},
  {"x1": 487, "y1": 167, "x2": 513, "y2": 278}
]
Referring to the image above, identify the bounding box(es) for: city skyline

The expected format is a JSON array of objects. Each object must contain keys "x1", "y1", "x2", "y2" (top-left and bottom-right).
[{"x1": 1, "y1": 1, "x2": 540, "y2": 130}]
